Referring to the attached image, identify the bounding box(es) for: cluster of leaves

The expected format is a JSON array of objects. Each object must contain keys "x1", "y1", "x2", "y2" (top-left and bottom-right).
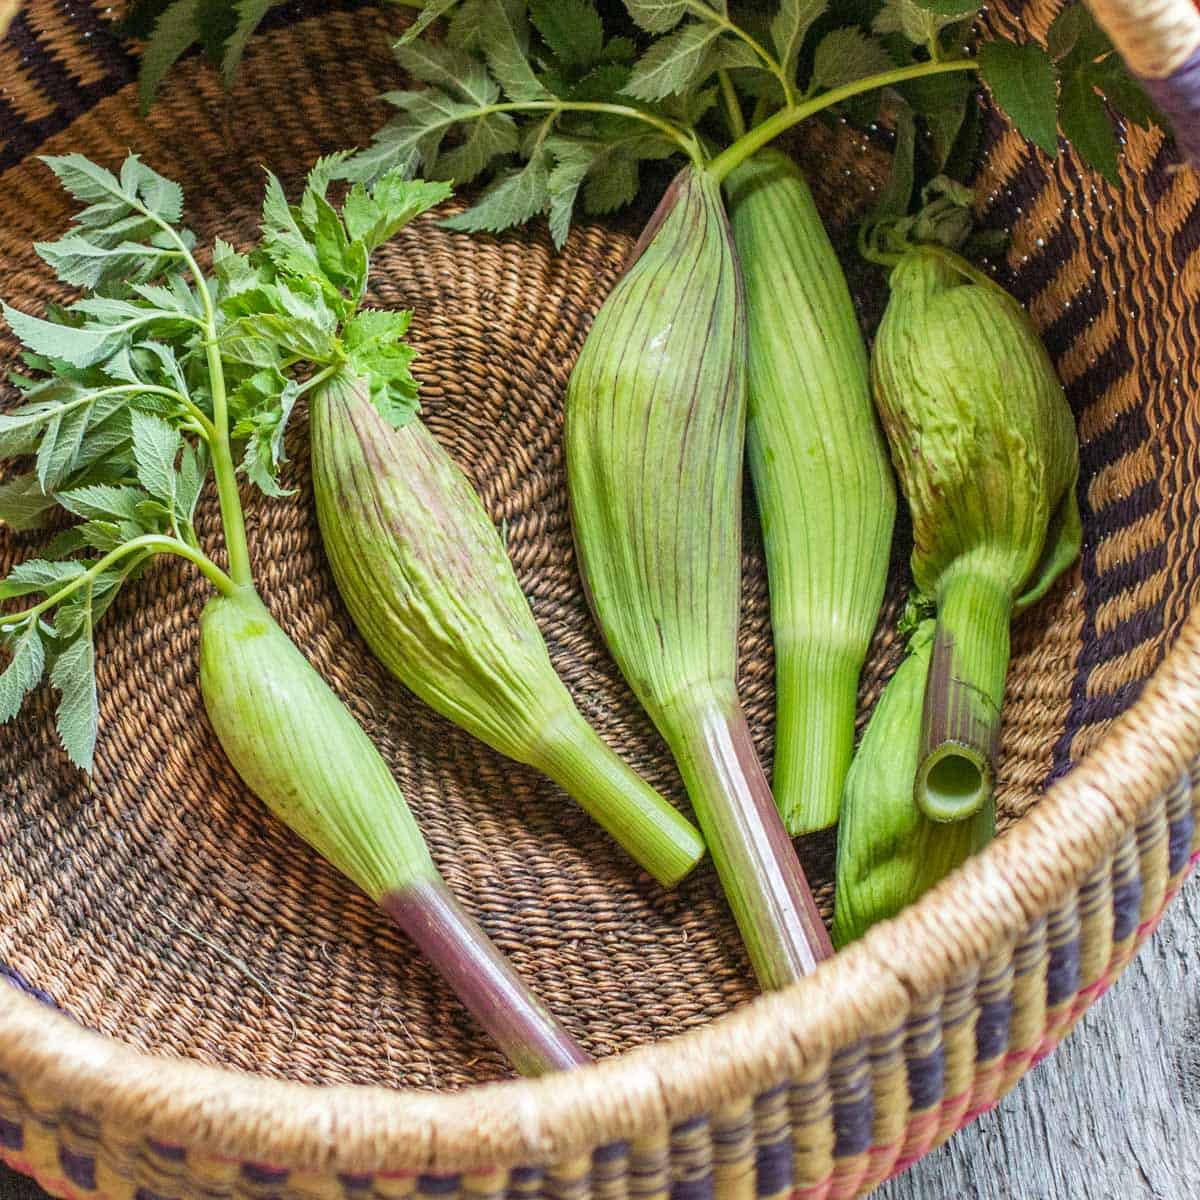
[
  {"x1": 337, "y1": 0, "x2": 1170, "y2": 246},
  {"x1": 213, "y1": 154, "x2": 451, "y2": 493},
  {"x1": 0, "y1": 155, "x2": 219, "y2": 767},
  {"x1": 0, "y1": 151, "x2": 450, "y2": 768}
]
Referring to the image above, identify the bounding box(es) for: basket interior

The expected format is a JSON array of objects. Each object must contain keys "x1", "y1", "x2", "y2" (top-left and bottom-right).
[{"x1": 2, "y1": 0, "x2": 1200, "y2": 1091}]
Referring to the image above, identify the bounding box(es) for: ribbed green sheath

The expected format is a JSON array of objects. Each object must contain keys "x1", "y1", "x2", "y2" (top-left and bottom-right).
[
  {"x1": 566, "y1": 166, "x2": 832, "y2": 985},
  {"x1": 310, "y1": 374, "x2": 705, "y2": 888},
  {"x1": 725, "y1": 149, "x2": 896, "y2": 837},
  {"x1": 832, "y1": 621, "x2": 993, "y2": 948},
  {"x1": 199, "y1": 588, "x2": 436, "y2": 900}
]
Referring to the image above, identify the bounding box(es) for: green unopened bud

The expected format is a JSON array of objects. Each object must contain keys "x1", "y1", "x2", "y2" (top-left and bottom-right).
[
  {"x1": 310, "y1": 371, "x2": 705, "y2": 887},
  {"x1": 871, "y1": 247, "x2": 1080, "y2": 822}
]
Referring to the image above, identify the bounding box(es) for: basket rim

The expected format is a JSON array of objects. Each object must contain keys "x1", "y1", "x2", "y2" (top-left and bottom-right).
[{"x1": 3, "y1": 603, "x2": 1198, "y2": 1173}]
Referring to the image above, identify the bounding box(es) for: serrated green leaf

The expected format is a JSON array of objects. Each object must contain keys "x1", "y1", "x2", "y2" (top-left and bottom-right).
[
  {"x1": 584, "y1": 151, "x2": 640, "y2": 213},
  {"x1": 434, "y1": 110, "x2": 523, "y2": 183},
  {"x1": 714, "y1": 36, "x2": 762, "y2": 70},
  {"x1": 874, "y1": 98, "x2": 916, "y2": 219},
  {"x1": 530, "y1": 0, "x2": 604, "y2": 68},
  {"x1": 0, "y1": 384, "x2": 89, "y2": 458},
  {"x1": 443, "y1": 151, "x2": 552, "y2": 235},
  {"x1": 1091, "y1": 52, "x2": 1166, "y2": 131},
  {"x1": 33, "y1": 236, "x2": 179, "y2": 291},
  {"x1": 477, "y1": 0, "x2": 553, "y2": 102},
  {"x1": 1060, "y1": 67, "x2": 1120, "y2": 185},
  {"x1": 875, "y1": 0, "x2": 973, "y2": 43},
  {"x1": 175, "y1": 440, "x2": 209, "y2": 527},
  {"x1": 547, "y1": 139, "x2": 595, "y2": 247},
  {"x1": 812, "y1": 27, "x2": 894, "y2": 91},
  {"x1": 239, "y1": 433, "x2": 292, "y2": 498},
  {"x1": 0, "y1": 559, "x2": 88, "y2": 601},
  {"x1": 51, "y1": 631, "x2": 98, "y2": 771},
  {"x1": 131, "y1": 409, "x2": 181, "y2": 505},
  {"x1": 2, "y1": 303, "x2": 123, "y2": 370},
  {"x1": 394, "y1": 40, "x2": 499, "y2": 106},
  {"x1": 40, "y1": 155, "x2": 124, "y2": 210},
  {"x1": 138, "y1": 0, "x2": 203, "y2": 113},
  {"x1": 900, "y1": 68, "x2": 975, "y2": 170},
  {"x1": 770, "y1": 0, "x2": 825, "y2": 81},
  {"x1": 341, "y1": 172, "x2": 453, "y2": 251},
  {"x1": 0, "y1": 623, "x2": 47, "y2": 724},
  {"x1": 56, "y1": 483, "x2": 149, "y2": 524},
  {"x1": 342, "y1": 311, "x2": 421, "y2": 426},
  {"x1": 397, "y1": 0, "x2": 462, "y2": 45},
  {"x1": 623, "y1": 21, "x2": 722, "y2": 101},
  {"x1": 625, "y1": 0, "x2": 687, "y2": 34},
  {"x1": 36, "y1": 403, "x2": 91, "y2": 491},
  {"x1": 0, "y1": 475, "x2": 56, "y2": 532},
  {"x1": 979, "y1": 38, "x2": 1059, "y2": 158},
  {"x1": 221, "y1": 0, "x2": 282, "y2": 86},
  {"x1": 118, "y1": 155, "x2": 184, "y2": 223}
]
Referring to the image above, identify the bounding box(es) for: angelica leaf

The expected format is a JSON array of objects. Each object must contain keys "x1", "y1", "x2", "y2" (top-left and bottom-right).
[
  {"x1": 875, "y1": 0, "x2": 974, "y2": 44},
  {"x1": 131, "y1": 409, "x2": 181, "y2": 507},
  {"x1": 51, "y1": 628, "x2": 98, "y2": 770},
  {"x1": 978, "y1": 38, "x2": 1059, "y2": 158},
  {"x1": 221, "y1": 0, "x2": 285, "y2": 86},
  {"x1": 812, "y1": 28, "x2": 894, "y2": 91},
  {"x1": 626, "y1": 0, "x2": 688, "y2": 34},
  {"x1": 477, "y1": 0, "x2": 552, "y2": 102},
  {"x1": 0, "y1": 623, "x2": 47, "y2": 724},
  {"x1": 1, "y1": 304, "x2": 125, "y2": 370},
  {"x1": 394, "y1": 40, "x2": 499, "y2": 106},
  {"x1": 397, "y1": 0, "x2": 463, "y2": 46},
  {"x1": 0, "y1": 559, "x2": 88, "y2": 601},
  {"x1": 175, "y1": 440, "x2": 209, "y2": 528},
  {"x1": 547, "y1": 140, "x2": 594, "y2": 248},
  {"x1": 529, "y1": 0, "x2": 603, "y2": 69},
  {"x1": 136, "y1": 0, "x2": 205, "y2": 112},
  {"x1": 341, "y1": 172, "x2": 453, "y2": 251},
  {"x1": 623, "y1": 22, "x2": 723, "y2": 101},
  {"x1": 770, "y1": 0, "x2": 825, "y2": 81},
  {"x1": 56, "y1": 484, "x2": 150, "y2": 525},
  {"x1": 342, "y1": 310, "x2": 420, "y2": 426},
  {"x1": 36, "y1": 403, "x2": 92, "y2": 491},
  {"x1": 1059, "y1": 67, "x2": 1120, "y2": 184},
  {"x1": 442, "y1": 151, "x2": 552, "y2": 235},
  {"x1": 0, "y1": 475, "x2": 57, "y2": 531}
]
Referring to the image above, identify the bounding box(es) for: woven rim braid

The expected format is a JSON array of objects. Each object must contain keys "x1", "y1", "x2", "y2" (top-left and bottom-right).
[{"x1": 2, "y1": 1, "x2": 1200, "y2": 1198}]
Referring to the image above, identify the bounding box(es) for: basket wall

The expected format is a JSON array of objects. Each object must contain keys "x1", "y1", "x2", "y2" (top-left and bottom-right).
[{"x1": 2, "y1": 1, "x2": 1200, "y2": 1198}]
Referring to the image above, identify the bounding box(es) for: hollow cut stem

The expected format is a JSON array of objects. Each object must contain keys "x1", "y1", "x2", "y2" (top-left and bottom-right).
[{"x1": 917, "y1": 569, "x2": 1012, "y2": 823}]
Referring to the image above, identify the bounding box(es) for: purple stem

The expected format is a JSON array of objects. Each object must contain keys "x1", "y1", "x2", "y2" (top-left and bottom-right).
[{"x1": 381, "y1": 877, "x2": 592, "y2": 1076}]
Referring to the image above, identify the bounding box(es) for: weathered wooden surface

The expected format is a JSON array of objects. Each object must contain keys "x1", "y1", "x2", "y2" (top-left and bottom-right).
[
  {"x1": 0, "y1": 874, "x2": 1196, "y2": 1200},
  {"x1": 879, "y1": 873, "x2": 1200, "y2": 1200}
]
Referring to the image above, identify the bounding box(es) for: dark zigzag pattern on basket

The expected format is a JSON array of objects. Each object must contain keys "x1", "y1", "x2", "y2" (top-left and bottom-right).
[{"x1": 0, "y1": 0, "x2": 374, "y2": 174}]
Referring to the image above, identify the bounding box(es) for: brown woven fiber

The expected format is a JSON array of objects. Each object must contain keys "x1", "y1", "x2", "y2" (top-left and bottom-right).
[{"x1": 1, "y1": 1, "x2": 1200, "y2": 1197}]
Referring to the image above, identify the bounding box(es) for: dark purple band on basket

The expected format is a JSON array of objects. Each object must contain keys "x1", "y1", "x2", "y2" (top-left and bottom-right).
[
  {"x1": 1046, "y1": 936, "x2": 1082, "y2": 1007},
  {"x1": 1169, "y1": 802, "x2": 1196, "y2": 876},
  {"x1": 58, "y1": 1146, "x2": 97, "y2": 1190},
  {"x1": 0, "y1": 963, "x2": 59, "y2": 1009},
  {"x1": 0, "y1": 1118, "x2": 23, "y2": 1151},
  {"x1": 755, "y1": 1135, "x2": 793, "y2": 1195},
  {"x1": 975, "y1": 996, "x2": 1013, "y2": 1062},
  {"x1": 907, "y1": 1046, "x2": 946, "y2": 1112},
  {"x1": 1141, "y1": 47, "x2": 1200, "y2": 167},
  {"x1": 1112, "y1": 873, "x2": 1144, "y2": 942}
]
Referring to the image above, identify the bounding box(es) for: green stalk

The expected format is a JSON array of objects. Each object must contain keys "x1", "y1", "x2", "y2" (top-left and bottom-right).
[
  {"x1": 724, "y1": 149, "x2": 895, "y2": 836},
  {"x1": 917, "y1": 568, "x2": 1011, "y2": 823},
  {"x1": 707, "y1": 59, "x2": 979, "y2": 184},
  {"x1": 833, "y1": 621, "x2": 993, "y2": 947}
]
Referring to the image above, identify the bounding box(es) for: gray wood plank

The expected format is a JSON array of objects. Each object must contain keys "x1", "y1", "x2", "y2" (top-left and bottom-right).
[{"x1": 877, "y1": 873, "x2": 1200, "y2": 1199}]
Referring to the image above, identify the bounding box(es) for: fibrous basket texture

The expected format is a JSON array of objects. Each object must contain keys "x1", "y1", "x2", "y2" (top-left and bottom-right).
[{"x1": 1, "y1": 1, "x2": 1199, "y2": 1197}]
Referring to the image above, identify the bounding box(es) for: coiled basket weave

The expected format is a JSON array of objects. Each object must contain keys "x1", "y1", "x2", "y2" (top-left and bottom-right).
[{"x1": 2, "y1": 0, "x2": 1200, "y2": 1197}]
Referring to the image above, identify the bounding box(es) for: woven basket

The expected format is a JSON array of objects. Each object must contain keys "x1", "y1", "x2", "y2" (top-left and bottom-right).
[{"x1": 2, "y1": 0, "x2": 1199, "y2": 1197}]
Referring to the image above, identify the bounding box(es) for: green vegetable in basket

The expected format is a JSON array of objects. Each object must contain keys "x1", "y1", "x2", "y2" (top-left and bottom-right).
[
  {"x1": 565, "y1": 164, "x2": 831, "y2": 989},
  {"x1": 0, "y1": 153, "x2": 589, "y2": 1076},
  {"x1": 724, "y1": 148, "x2": 896, "y2": 838},
  {"x1": 832, "y1": 618, "x2": 992, "y2": 948},
  {"x1": 868, "y1": 240, "x2": 1081, "y2": 825},
  {"x1": 214, "y1": 161, "x2": 704, "y2": 889}
]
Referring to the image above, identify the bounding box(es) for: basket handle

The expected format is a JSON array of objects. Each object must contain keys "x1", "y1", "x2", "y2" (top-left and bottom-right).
[{"x1": 1087, "y1": 0, "x2": 1200, "y2": 166}]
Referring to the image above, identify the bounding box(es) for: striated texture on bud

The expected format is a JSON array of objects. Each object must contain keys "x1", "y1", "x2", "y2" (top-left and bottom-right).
[
  {"x1": 199, "y1": 588, "x2": 435, "y2": 900},
  {"x1": 871, "y1": 247, "x2": 1081, "y2": 822},
  {"x1": 310, "y1": 371, "x2": 705, "y2": 887},
  {"x1": 725, "y1": 148, "x2": 896, "y2": 837},
  {"x1": 566, "y1": 165, "x2": 831, "y2": 987},
  {"x1": 832, "y1": 620, "x2": 992, "y2": 948}
]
